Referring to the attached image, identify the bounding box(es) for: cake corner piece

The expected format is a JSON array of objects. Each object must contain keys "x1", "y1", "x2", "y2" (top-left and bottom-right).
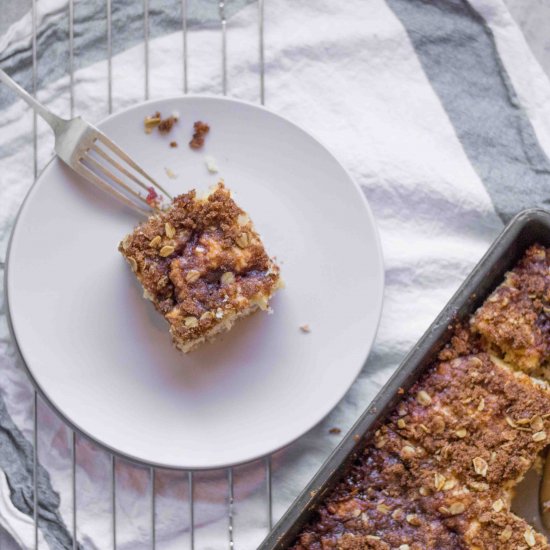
[
  {"x1": 470, "y1": 243, "x2": 549, "y2": 376},
  {"x1": 119, "y1": 182, "x2": 282, "y2": 353}
]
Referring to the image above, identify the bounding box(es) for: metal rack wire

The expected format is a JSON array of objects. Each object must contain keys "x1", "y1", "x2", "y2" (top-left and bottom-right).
[{"x1": 26, "y1": 0, "x2": 272, "y2": 547}]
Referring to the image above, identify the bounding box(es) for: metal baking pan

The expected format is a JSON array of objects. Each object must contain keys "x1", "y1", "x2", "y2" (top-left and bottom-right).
[{"x1": 259, "y1": 207, "x2": 550, "y2": 549}]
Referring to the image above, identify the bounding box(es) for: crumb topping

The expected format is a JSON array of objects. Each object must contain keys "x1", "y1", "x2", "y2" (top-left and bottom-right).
[
  {"x1": 437, "y1": 322, "x2": 482, "y2": 362},
  {"x1": 292, "y1": 245, "x2": 550, "y2": 550},
  {"x1": 119, "y1": 183, "x2": 280, "y2": 351},
  {"x1": 471, "y1": 244, "x2": 550, "y2": 374},
  {"x1": 158, "y1": 114, "x2": 177, "y2": 134},
  {"x1": 294, "y1": 354, "x2": 550, "y2": 549}
]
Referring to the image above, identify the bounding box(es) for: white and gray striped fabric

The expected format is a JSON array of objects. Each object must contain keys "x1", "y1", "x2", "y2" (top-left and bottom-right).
[{"x1": 1, "y1": 0, "x2": 549, "y2": 548}]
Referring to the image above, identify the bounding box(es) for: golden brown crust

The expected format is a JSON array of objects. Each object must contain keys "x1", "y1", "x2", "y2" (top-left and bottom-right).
[
  {"x1": 119, "y1": 183, "x2": 280, "y2": 352},
  {"x1": 292, "y1": 245, "x2": 550, "y2": 550}
]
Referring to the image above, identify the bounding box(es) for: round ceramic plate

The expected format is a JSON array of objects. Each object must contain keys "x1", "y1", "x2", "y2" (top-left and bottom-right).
[{"x1": 6, "y1": 96, "x2": 384, "y2": 469}]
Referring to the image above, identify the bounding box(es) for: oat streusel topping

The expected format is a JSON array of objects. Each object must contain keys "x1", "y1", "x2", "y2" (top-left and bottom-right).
[
  {"x1": 292, "y1": 245, "x2": 550, "y2": 550},
  {"x1": 471, "y1": 244, "x2": 550, "y2": 374},
  {"x1": 119, "y1": 183, "x2": 280, "y2": 352}
]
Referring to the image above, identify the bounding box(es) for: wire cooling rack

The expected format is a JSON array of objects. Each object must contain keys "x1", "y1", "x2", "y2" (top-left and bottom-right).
[{"x1": 21, "y1": 0, "x2": 271, "y2": 547}]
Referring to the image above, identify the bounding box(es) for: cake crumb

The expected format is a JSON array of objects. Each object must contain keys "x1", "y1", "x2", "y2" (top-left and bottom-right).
[
  {"x1": 145, "y1": 186, "x2": 161, "y2": 208},
  {"x1": 300, "y1": 324, "x2": 311, "y2": 333},
  {"x1": 165, "y1": 167, "x2": 177, "y2": 179},
  {"x1": 170, "y1": 141, "x2": 178, "y2": 148},
  {"x1": 205, "y1": 155, "x2": 219, "y2": 173},
  {"x1": 144, "y1": 112, "x2": 161, "y2": 134},
  {"x1": 189, "y1": 121, "x2": 210, "y2": 149},
  {"x1": 144, "y1": 111, "x2": 178, "y2": 135},
  {"x1": 158, "y1": 114, "x2": 178, "y2": 134},
  {"x1": 329, "y1": 427, "x2": 341, "y2": 435}
]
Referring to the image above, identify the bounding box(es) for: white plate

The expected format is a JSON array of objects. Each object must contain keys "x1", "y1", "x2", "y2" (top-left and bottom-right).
[{"x1": 6, "y1": 96, "x2": 384, "y2": 469}]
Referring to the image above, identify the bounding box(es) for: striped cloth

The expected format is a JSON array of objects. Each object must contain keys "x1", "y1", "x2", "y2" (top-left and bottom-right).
[{"x1": 1, "y1": 0, "x2": 549, "y2": 548}]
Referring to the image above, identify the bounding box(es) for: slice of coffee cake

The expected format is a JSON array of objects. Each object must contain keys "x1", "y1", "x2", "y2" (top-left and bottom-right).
[{"x1": 120, "y1": 183, "x2": 281, "y2": 352}]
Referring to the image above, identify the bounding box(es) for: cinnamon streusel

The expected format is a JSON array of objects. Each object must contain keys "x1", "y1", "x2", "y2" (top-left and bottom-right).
[
  {"x1": 119, "y1": 183, "x2": 281, "y2": 352},
  {"x1": 292, "y1": 245, "x2": 550, "y2": 550}
]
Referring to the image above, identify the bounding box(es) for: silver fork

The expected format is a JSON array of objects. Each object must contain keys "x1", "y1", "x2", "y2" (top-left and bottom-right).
[{"x1": 0, "y1": 68, "x2": 171, "y2": 216}]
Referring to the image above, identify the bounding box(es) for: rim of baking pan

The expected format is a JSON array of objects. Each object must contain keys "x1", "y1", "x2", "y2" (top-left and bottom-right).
[{"x1": 4, "y1": 94, "x2": 385, "y2": 471}]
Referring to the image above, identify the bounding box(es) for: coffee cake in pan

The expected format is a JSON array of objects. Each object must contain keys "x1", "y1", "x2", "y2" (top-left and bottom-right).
[{"x1": 293, "y1": 245, "x2": 550, "y2": 549}]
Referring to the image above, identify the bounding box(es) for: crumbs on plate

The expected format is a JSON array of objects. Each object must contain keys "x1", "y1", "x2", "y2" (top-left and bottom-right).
[
  {"x1": 190, "y1": 121, "x2": 210, "y2": 150},
  {"x1": 144, "y1": 111, "x2": 179, "y2": 135}
]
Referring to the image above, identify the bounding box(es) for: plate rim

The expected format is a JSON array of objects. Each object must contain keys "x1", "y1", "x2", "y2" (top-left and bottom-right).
[{"x1": 5, "y1": 94, "x2": 385, "y2": 470}]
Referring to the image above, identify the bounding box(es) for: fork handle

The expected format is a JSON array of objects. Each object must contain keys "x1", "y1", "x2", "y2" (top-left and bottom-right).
[{"x1": 0, "y1": 68, "x2": 64, "y2": 130}]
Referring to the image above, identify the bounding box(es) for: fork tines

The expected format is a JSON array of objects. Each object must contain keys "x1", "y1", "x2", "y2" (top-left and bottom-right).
[{"x1": 77, "y1": 131, "x2": 172, "y2": 216}]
